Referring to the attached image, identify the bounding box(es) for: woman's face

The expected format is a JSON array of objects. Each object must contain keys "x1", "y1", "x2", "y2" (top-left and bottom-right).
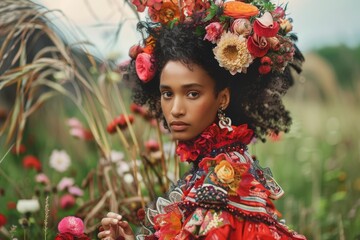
[{"x1": 160, "y1": 61, "x2": 229, "y2": 141}]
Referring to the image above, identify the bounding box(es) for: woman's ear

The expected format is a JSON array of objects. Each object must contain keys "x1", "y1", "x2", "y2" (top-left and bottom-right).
[{"x1": 219, "y1": 88, "x2": 230, "y2": 109}]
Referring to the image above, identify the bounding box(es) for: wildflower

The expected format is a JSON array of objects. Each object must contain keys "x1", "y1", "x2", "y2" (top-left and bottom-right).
[
  {"x1": 57, "y1": 177, "x2": 75, "y2": 191},
  {"x1": 7, "y1": 201, "x2": 16, "y2": 210},
  {"x1": 67, "y1": 118, "x2": 93, "y2": 141},
  {"x1": 0, "y1": 213, "x2": 7, "y2": 227},
  {"x1": 11, "y1": 144, "x2": 26, "y2": 154},
  {"x1": 68, "y1": 186, "x2": 84, "y2": 197},
  {"x1": 22, "y1": 155, "x2": 42, "y2": 172},
  {"x1": 145, "y1": 139, "x2": 160, "y2": 152},
  {"x1": 213, "y1": 32, "x2": 253, "y2": 75},
  {"x1": 109, "y1": 150, "x2": 125, "y2": 163},
  {"x1": 57, "y1": 216, "x2": 85, "y2": 236},
  {"x1": 49, "y1": 150, "x2": 71, "y2": 172},
  {"x1": 16, "y1": 199, "x2": 40, "y2": 214},
  {"x1": 60, "y1": 194, "x2": 76, "y2": 209},
  {"x1": 106, "y1": 114, "x2": 135, "y2": 134},
  {"x1": 116, "y1": 161, "x2": 131, "y2": 176},
  {"x1": 35, "y1": 173, "x2": 50, "y2": 185}
]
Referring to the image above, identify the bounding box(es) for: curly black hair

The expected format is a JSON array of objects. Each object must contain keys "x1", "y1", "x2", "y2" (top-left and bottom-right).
[{"x1": 124, "y1": 22, "x2": 304, "y2": 141}]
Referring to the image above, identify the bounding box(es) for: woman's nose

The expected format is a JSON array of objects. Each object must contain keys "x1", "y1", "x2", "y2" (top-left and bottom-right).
[{"x1": 170, "y1": 97, "x2": 185, "y2": 117}]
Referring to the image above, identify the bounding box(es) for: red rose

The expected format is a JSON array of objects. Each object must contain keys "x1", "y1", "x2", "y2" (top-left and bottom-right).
[
  {"x1": 135, "y1": 53, "x2": 156, "y2": 82},
  {"x1": 22, "y1": 155, "x2": 42, "y2": 172},
  {"x1": 247, "y1": 35, "x2": 270, "y2": 58},
  {"x1": 253, "y1": 12, "x2": 280, "y2": 38}
]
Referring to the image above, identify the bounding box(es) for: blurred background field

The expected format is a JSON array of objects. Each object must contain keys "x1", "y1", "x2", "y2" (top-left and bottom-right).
[{"x1": 1, "y1": 0, "x2": 360, "y2": 239}]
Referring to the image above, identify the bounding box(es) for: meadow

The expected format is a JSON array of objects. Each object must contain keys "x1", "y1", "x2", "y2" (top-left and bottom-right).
[{"x1": 1, "y1": 1, "x2": 360, "y2": 239}]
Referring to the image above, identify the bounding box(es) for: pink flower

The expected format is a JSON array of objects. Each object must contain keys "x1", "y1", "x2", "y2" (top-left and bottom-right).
[
  {"x1": 58, "y1": 216, "x2": 85, "y2": 236},
  {"x1": 147, "y1": 0, "x2": 162, "y2": 10},
  {"x1": 132, "y1": 0, "x2": 147, "y2": 12},
  {"x1": 67, "y1": 118, "x2": 83, "y2": 129},
  {"x1": 145, "y1": 139, "x2": 160, "y2": 152},
  {"x1": 35, "y1": 173, "x2": 50, "y2": 185},
  {"x1": 272, "y1": 6, "x2": 285, "y2": 20},
  {"x1": 67, "y1": 118, "x2": 93, "y2": 141},
  {"x1": 60, "y1": 194, "x2": 76, "y2": 209},
  {"x1": 58, "y1": 177, "x2": 75, "y2": 191},
  {"x1": 231, "y1": 18, "x2": 252, "y2": 36},
  {"x1": 135, "y1": 53, "x2": 156, "y2": 82},
  {"x1": 68, "y1": 186, "x2": 84, "y2": 197},
  {"x1": 204, "y1": 22, "x2": 222, "y2": 43}
]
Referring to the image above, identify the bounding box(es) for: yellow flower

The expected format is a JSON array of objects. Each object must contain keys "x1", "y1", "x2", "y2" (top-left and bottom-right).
[
  {"x1": 213, "y1": 32, "x2": 253, "y2": 75},
  {"x1": 280, "y1": 19, "x2": 293, "y2": 33},
  {"x1": 214, "y1": 160, "x2": 235, "y2": 184}
]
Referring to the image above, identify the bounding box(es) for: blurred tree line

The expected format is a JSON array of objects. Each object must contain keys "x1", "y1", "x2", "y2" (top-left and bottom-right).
[{"x1": 316, "y1": 44, "x2": 360, "y2": 91}]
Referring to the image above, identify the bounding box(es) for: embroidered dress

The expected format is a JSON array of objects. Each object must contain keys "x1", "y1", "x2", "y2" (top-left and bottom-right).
[{"x1": 137, "y1": 124, "x2": 306, "y2": 240}]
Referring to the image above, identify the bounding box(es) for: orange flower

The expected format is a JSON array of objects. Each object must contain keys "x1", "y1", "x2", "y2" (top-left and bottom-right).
[
  {"x1": 143, "y1": 36, "x2": 156, "y2": 54},
  {"x1": 223, "y1": 1, "x2": 259, "y2": 19},
  {"x1": 148, "y1": 0, "x2": 180, "y2": 25},
  {"x1": 214, "y1": 160, "x2": 235, "y2": 184}
]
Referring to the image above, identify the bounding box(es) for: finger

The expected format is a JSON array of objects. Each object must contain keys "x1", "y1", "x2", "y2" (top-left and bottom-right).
[
  {"x1": 97, "y1": 230, "x2": 111, "y2": 239},
  {"x1": 101, "y1": 217, "x2": 119, "y2": 228},
  {"x1": 118, "y1": 221, "x2": 134, "y2": 236},
  {"x1": 106, "y1": 212, "x2": 123, "y2": 220}
]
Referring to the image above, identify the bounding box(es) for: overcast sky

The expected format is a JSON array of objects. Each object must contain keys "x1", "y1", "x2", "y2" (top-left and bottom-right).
[{"x1": 36, "y1": 0, "x2": 360, "y2": 59}]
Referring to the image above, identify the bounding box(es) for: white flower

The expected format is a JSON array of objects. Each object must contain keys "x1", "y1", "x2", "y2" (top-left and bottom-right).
[
  {"x1": 16, "y1": 199, "x2": 40, "y2": 213},
  {"x1": 116, "y1": 161, "x2": 130, "y2": 176},
  {"x1": 49, "y1": 150, "x2": 71, "y2": 172},
  {"x1": 109, "y1": 150, "x2": 125, "y2": 163}
]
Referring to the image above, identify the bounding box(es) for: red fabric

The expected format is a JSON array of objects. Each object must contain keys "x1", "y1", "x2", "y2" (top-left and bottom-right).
[{"x1": 176, "y1": 123, "x2": 253, "y2": 162}]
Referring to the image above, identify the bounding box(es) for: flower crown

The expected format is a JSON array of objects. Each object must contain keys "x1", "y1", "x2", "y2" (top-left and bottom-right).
[{"x1": 129, "y1": 0, "x2": 298, "y2": 83}]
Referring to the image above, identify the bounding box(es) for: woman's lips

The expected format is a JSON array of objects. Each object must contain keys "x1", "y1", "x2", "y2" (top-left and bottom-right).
[{"x1": 170, "y1": 121, "x2": 189, "y2": 131}]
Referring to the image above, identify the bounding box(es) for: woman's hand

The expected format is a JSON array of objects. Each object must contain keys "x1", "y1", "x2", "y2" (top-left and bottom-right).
[{"x1": 98, "y1": 212, "x2": 135, "y2": 240}]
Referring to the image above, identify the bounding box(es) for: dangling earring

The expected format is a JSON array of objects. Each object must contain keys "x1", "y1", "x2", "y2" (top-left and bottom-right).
[{"x1": 218, "y1": 107, "x2": 233, "y2": 132}]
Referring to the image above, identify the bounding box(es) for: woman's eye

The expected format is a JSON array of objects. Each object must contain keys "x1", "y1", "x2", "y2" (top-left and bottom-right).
[
  {"x1": 161, "y1": 91, "x2": 172, "y2": 99},
  {"x1": 187, "y1": 91, "x2": 199, "y2": 99}
]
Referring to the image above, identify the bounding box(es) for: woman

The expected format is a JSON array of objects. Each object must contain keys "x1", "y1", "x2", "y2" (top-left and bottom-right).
[{"x1": 99, "y1": 0, "x2": 306, "y2": 239}]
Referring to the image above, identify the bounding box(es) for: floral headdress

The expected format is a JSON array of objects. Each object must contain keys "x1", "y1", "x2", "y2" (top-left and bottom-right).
[{"x1": 129, "y1": 0, "x2": 301, "y2": 83}]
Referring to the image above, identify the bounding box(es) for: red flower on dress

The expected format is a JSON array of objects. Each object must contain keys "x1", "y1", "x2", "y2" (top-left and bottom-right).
[
  {"x1": 22, "y1": 155, "x2": 42, "y2": 172},
  {"x1": 176, "y1": 123, "x2": 253, "y2": 162}
]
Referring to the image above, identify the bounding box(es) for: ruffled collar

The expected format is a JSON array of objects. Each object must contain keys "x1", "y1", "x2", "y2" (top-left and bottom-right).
[{"x1": 176, "y1": 123, "x2": 254, "y2": 162}]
